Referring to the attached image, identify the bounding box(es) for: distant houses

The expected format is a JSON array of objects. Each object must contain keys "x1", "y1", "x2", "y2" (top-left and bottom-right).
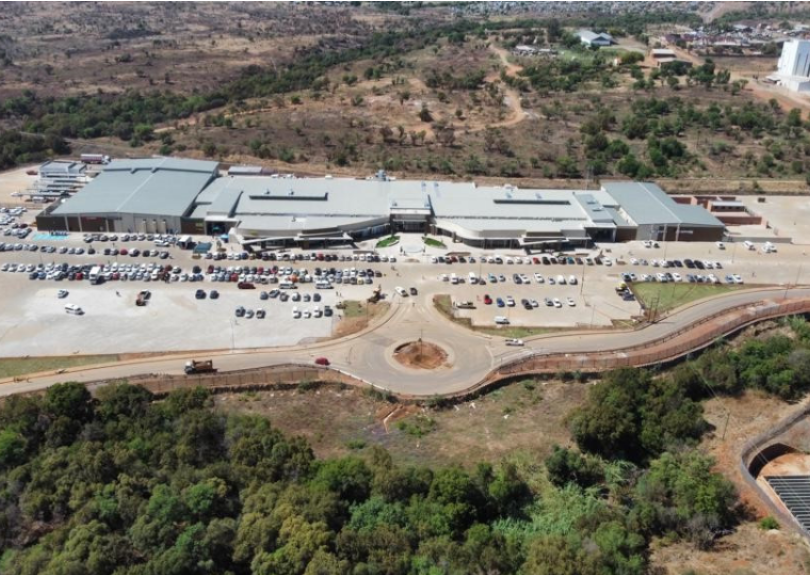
[
  {"x1": 512, "y1": 45, "x2": 558, "y2": 57},
  {"x1": 576, "y1": 29, "x2": 614, "y2": 47},
  {"x1": 649, "y1": 48, "x2": 693, "y2": 70}
]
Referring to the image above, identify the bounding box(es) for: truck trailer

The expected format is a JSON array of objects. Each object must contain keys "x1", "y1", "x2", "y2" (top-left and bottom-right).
[{"x1": 185, "y1": 360, "x2": 217, "y2": 375}]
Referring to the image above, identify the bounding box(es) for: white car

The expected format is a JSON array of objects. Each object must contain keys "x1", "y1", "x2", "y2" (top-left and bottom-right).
[
  {"x1": 292, "y1": 307, "x2": 301, "y2": 319},
  {"x1": 671, "y1": 273, "x2": 682, "y2": 282},
  {"x1": 506, "y1": 296, "x2": 515, "y2": 307},
  {"x1": 733, "y1": 274, "x2": 744, "y2": 284},
  {"x1": 716, "y1": 241, "x2": 725, "y2": 250},
  {"x1": 303, "y1": 310, "x2": 312, "y2": 319},
  {"x1": 568, "y1": 275, "x2": 578, "y2": 285},
  {"x1": 57, "y1": 289, "x2": 69, "y2": 298},
  {"x1": 530, "y1": 299, "x2": 539, "y2": 308},
  {"x1": 395, "y1": 286, "x2": 408, "y2": 297},
  {"x1": 533, "y1": 273, "x2": 545, "y2": 283},
  {"x1": 556, "y1": 275, "x2": 566, "y2": 285},
  {"x1": 505, "y1": 338, "x2": 524, "y2": 347},
  {"x1": 553, "y1": 298, "x2": 562, "y2": 308}
]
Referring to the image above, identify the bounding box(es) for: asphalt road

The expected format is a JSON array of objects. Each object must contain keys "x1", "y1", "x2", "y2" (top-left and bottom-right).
[{"x1": 2, "y1": 286, "x2": 808, "y2": 398}]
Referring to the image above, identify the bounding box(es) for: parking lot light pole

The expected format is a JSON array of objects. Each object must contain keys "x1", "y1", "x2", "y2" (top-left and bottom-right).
[{"x1": 579, "y1": 263, "x2": 585, "y2": 296}]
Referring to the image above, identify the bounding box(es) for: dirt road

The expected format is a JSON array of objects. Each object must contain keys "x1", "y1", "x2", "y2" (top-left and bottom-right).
[{"x1": 670, "y1": 46, "x2": 810, "y2": 114}]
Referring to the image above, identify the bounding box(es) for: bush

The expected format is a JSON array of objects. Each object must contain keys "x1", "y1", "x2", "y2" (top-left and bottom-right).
[{"x1": 759, "y1": 516, "x2": 779, "y2": 530}]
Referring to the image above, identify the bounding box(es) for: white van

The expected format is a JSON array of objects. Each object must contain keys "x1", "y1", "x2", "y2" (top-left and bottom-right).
[
  {"x1": 395, "y1": 286, "x2": 408, "y2": 297},
  {"x1": 450, "y1": 273, "x2": 459, "y2": 285},
  {"x1": 743, "y1": 240, "x2": 755, "y2": 251},
  {"x1": 279, "y1": 281, "x2": 297, "y2": 289},
  {"x1": 494, "y1": 316, "x2": 510, "y2": 325},
  {"x1": 468, "y1": 272, "x2": 478, "y2": 285},
  {"x1": 64, "y1": 303, "x2": 84, "y2": 315},
  {"x1": 315, "y1": 280, "x2": 333, "y2": 289},
  {"x1": 453, "y1": 300, "x2": 475, "y2": 309}
]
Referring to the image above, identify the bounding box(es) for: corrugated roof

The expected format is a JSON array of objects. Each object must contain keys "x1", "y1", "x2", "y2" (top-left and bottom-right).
[
  {"x1": 53, "y1": 157, "x2": 217, "y2": 218},
  {"x1": 602, "y1": 182, "x2": 723, "y2": 228}
]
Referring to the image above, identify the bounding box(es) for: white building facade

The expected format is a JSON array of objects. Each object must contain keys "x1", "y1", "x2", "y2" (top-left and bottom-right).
[{"x1": 773, "y1": 39, "x2": 810, "y2": 92}]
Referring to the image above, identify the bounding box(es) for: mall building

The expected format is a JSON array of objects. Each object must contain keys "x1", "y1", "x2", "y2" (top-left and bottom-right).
[{"x1": 36, "y1": 157, "x2": 726, "y2": 248}]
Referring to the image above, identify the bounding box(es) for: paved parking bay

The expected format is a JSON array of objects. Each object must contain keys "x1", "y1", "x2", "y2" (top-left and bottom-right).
[
  {"x1": 0, "y1": 279, "x2": 336, "y2": 356},
  {"x1": 1, "y1": 229, "x2": 809, "y2": 356}
]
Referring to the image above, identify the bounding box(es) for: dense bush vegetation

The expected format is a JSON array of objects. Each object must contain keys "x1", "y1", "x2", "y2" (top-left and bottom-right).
[
  {"x1": 0, "y1": 130, "x2": 70, "y2": 170},
  {"x1": 0, "y1": 379, "x2": 741, "y2": 574},
  {"x1": 671, "y1": 317, "x2": 810, "y2": 401}
]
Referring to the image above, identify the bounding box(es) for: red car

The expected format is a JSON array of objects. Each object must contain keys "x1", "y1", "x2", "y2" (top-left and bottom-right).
[
  {"x1": 484, "y1": 294, "x2": 492, "y2": 305},
  {"x1": 314, "y1": 357, "x2": 330, "y2": 366},
  {"x1": 532, "y1": 257, "x2": 540, "y2": 264},
  {"x1": 119, "y1": 248, "x2": 128, "y2": 255},
  {"x1": 237, "y1": 282, "x2": 255, "y2": 289}
]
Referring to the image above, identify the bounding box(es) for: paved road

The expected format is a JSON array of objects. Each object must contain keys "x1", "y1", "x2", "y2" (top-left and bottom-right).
[{"x1": 2, "y1": 287, "x2": 808, "y2": 398}]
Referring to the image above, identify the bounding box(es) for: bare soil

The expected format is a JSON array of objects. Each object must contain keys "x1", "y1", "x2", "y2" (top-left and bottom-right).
[
  {"x1": 332, "y1": 301, "x2": 389, "y2": 339},
  {"x1": 651, "y1": 521, "x2": 810, "y2": 575},
  {"x1": 214, "y1": 379, "x2": 587, "y2": 467},
  {"x1": 393, "y1": 341, "x2": 449, "y2": 370}
]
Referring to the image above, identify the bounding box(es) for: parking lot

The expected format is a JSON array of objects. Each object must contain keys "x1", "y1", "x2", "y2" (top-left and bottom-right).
[{"x1": 1, "y1": 226, "x2": 809, "y2": 356}]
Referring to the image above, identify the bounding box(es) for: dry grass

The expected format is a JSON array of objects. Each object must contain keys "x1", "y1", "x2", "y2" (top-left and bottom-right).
[
  {"x1": 214, "y1": 379, "x2": 586, "y2": 467},
  {"x1": 332, "y1": 300, "x2": 390, "y2": 338},
  {"x1": 0, "y1": 354, "x2": 119, "y2": 379}
]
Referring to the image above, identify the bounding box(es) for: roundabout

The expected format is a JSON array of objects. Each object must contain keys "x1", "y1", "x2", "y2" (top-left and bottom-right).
[{"x1": 392, "y1": 339, "x2": 451, "y2": 370}]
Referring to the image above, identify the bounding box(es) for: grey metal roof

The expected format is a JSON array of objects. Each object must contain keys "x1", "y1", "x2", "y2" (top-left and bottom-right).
[
  {"x1": 605, "y1": 207, "x2": 634, "y2": 228},
  {"x1": 53, "y1": 157, "x2": 217, "y2": 218},
  {"x1": 577, "y1": 29, "x2": 613, "y2": 43},
  {"x1": 602, "y1": 182, "x2": 723, "y2": 228},
  {"x1": 574, "y1": 193, "x2": 615, "y2": 224},
  {"x1": 39, "y1": 160, "x2": 86, "y2": 177}
]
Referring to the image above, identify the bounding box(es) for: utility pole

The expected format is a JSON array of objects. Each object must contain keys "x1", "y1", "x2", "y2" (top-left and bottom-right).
[{"x1": 579, "y1": 262, "x2": 585, "y2": 295}]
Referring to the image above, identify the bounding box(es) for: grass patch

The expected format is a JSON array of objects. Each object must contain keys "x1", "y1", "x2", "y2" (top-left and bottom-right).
[
  {"x1": 340, "y1": 300, "x2": 369, "y2": 318},
  {"x1": 0, "y1": 355, "x2": 119, "y2": 379},
  {"x1": 396, "y1": 414, "x2": 437, "y2": 438},
  {"x1": 477, "y1": 326, "x2": 557, "y2": 338},
  {"x1": 631, "y1": 282, "x2": 743, "y2": 315},
  {"x1": 423, "y1": 237, "x2": 446, "y2": 249},
  {"x1": 375, "y1": 235, "x2": 400, "y2": 248}
]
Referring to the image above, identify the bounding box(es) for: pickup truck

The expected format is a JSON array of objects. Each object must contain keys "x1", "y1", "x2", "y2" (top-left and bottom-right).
[{"x1": 185, "y1": 360, "x2": 218, "y2": 375}]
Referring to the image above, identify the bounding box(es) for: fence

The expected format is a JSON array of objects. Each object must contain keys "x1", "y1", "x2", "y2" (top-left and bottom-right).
[
  {"x1": 115, "y1": 363, "x2": 375, "y2": 397},
  {"x1": 492, "y1": 298, "x2": 810, "y2": 378}
]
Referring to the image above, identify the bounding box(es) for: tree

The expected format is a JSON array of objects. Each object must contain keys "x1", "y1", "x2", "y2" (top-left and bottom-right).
[
  {"x1": 633, "y1": 450, "x2": 737, "y2": 548},
  {"x1": 418, "y1": 104, "x2": 433, "y2": 123},
  {"x1": 0, "y1": 428, "x2": 26, "y2": 469},
  {"x1": 44, "y1": 382, "x2": 94, "y2": 423},
  {"x1": 545, "y1": 446, "x2": 604, "y2": 488}
]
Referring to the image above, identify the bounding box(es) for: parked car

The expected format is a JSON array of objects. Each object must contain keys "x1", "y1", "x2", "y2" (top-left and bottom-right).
[
  {"x1": 195, "y1": 289, "x2": 206, "y2": 299},
  {"x1": 315, "y1": 357, "x2": 330, "y2": 366},
  {"x1": 505, "y1": 338, "x2": 524, "y2": 347}
]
